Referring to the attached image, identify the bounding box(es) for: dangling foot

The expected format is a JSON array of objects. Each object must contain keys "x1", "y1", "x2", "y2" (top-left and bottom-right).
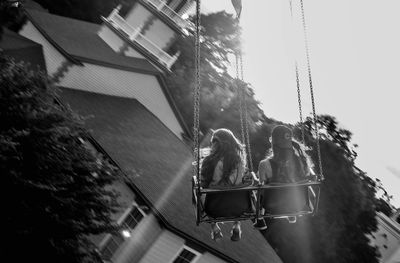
[
  {"x1": 230, "y1": 224, "x2": 242, "y2": 241},
  {"x1": 253, "y1": 218, "x2": 268, "y2": 230},
  {"x1": 211, "y1": 224, "x2": 223, "y2": 241}
]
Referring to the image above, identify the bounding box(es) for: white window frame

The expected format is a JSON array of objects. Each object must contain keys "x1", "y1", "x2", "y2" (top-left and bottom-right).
[{"x1": 169, "y1": 245, "x2": 201, "y2": 263}]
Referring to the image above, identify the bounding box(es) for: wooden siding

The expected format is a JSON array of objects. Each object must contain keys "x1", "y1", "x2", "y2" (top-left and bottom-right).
[
  {"x1": 19, "y1": 21, "x2": 66, "y2": 75},
  {"x1": 371, "y1": 213, "x2": 400, "y2": 263},
  {"x1": 196, "y1": 252, "x2": 227, "y2": 263},
  {"x1": 112, "y1": 214, "x2": 163, "y2": 263},
  {"x1": 139, "y1": 230, "x2": 185, "y2": 263},
  {"x1": 59, "y1": 63, "x2": 184, "y2": 139}
]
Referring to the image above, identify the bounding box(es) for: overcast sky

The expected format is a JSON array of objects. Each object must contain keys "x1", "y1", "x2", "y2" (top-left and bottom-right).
[{"x1": 201, "y1": 0, "x2": 400, "y2": 207}]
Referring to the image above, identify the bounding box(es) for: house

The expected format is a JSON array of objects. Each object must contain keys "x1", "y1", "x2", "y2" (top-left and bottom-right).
[
  {"x1": 370, "y1": 211, "x2": 400, "y2": 263},
  {"x1": 12, "y1": 0, "x2": 283, "y2": 262}
]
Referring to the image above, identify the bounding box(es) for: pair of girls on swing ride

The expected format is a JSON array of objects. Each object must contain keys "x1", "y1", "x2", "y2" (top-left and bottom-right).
[{"x1": 200, "y1": 125, "x2": 315, "y2": 241}]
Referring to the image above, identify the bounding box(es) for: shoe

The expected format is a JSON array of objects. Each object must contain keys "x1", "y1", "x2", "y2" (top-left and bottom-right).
[
  {"x1": 253, "y1": 218, "x2": 268, "y2": 230},
  {"x1": 287, "y1": 216, "x2": 297, "y2": 223},
  {"x1": 211, "y1": 229, "x2": 223, "y2": 241},
  {"x1": 230, "y1": 227, "x2": 242, "y2": 241}
]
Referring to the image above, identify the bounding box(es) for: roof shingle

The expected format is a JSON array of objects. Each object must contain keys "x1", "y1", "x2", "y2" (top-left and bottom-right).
[{"x1": 26, "y1": 10, "x2": 159, "y2": 74}]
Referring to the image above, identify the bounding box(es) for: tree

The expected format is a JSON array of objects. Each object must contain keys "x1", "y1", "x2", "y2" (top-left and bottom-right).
[
  {"x1": 0, "y1": 56, "x2": 121, "y2": 263},
  {"x1": 167, "y1": 12, "x2": 266, "y2": 139}
]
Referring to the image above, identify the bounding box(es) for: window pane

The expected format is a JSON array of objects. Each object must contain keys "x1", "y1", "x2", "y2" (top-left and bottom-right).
[{"x1": 173, "y1": 248, "x2": 196, "y2": 263}]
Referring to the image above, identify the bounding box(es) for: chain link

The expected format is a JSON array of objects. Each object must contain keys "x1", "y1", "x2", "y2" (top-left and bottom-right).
[
  {"x1": 236, "y1": 52, "x2": 246, "y2": 146},
  {"x1": 289, "y1": 0, "x2": 306, "y2": 145},
  {"x1": 239, "y1": 52, "x2": 254, "y2": 172},
  {"x1": 299, "y1": 0, "x2": 324, "y2": 180},
  {"x1": 295, "y1": 62, "x2": 306, "y2": 144},
  {"x1": 193, "y1": 0, "x2": 201, "y2": 181},
  {"x1": 235, "y1": 50, "x2": 254, "y2": 172}
]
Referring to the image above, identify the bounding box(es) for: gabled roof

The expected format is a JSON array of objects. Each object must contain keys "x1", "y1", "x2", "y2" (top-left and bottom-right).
[
  {"x1": 25, "y1": 9, "x2": 159, "y2": 74},
  {"x1": 59, "y1": 88, "x2": 282, "y2": 263},
  {"x1": 23, "y1": 9, "x2": 191, "y2": 138},
  {"x1": 0, "y1": 28, "x2": 46, "y2": 71}
]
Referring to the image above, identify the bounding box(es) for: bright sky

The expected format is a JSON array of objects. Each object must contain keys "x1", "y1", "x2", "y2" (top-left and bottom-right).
[{"x1": 201, "y1": 0, "x2": 400, "y2": 208}]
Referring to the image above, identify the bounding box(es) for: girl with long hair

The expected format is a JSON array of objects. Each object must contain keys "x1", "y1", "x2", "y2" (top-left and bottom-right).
[
  {"x1": 200, "y1": 128, "x2": 251, "y2": 241},
  {"x1": 257, "y1": 125, "x2": 315, "y2": 222}
]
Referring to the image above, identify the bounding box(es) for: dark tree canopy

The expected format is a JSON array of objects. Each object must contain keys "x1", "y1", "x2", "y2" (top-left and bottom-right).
[
  {"x1": 0, "y1": 56, "x2": 121, "y2": 263},
  {"x1": 167, "y1": 11, "x2": 266, "y2": 140}
]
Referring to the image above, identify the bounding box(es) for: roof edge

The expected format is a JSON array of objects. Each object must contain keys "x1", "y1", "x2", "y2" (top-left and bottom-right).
[
  {"x1": 74, "y1": 55, "x2": 160, "y2": 75},
  {"x1": 156, "y1": 75, "x2": 192, "y2": 139},
  {"x1": 24, "y1": 9, "x2": 83, "y2": 66}
]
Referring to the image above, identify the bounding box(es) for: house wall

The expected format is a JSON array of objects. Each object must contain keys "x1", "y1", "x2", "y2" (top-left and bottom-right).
[
  {"x1": 137, "y1": 229, "x2": 227, "y2": 263},
  {"x1": 98, "y1": 25, "x2": 144, "y2": 58},
  {"x1": 125, "y1": 3, "x2": 176, "y2": 50},
  {"x1": 19, "y1": 21, "x2": 66, "y2": 75},
  {"x1": 371, "y1": 212, "x2": 400, "y2": 263},
  {"x1": 139, "y1": 230, "x2": 184, "y2": 263},
  {"x1": 112, "y1": 214, "x2": 163, "y2": 263},
  {"x1": 59, "y1": 63, "x2": 183, "y2": 139},
  {"x1": 145, "y1": 18, "x2": 176, "y2": 50},
  {"x1": 387, "y1": 247, "x2": 400, "y2": 263},
  {"x1": 125, "y1": 4, "x2": 152, "y2": 29}
]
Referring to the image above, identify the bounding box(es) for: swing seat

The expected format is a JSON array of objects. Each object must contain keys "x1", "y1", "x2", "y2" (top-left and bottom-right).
[
  {"x1": 261, "y1": 184, "x2": 313, "y2": 216},
  {"x1": 204, "y1": 189, "x2": 253, "y2": 218}
]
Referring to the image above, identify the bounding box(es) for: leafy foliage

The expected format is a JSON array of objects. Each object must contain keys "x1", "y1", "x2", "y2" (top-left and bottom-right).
[
  {"x1": 167, "y1": 12, "x2": 266, "y2": 141},
  {"x1": 0, "y1": 56, "x2": 121, "y2": 263}
]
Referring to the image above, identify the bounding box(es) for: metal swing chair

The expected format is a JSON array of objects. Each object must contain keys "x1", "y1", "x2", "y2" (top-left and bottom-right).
[{"x1": 191, "y1": 0, "x2": 324, "y2": 226}]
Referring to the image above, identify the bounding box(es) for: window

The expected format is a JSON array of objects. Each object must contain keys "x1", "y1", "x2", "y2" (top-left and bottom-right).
[
  {"x1": 172, "y1": 246, "x2": 200, "y2": 263},
  {"x1": 100, "y1": 205, "x2": 146, "y2": 260}
]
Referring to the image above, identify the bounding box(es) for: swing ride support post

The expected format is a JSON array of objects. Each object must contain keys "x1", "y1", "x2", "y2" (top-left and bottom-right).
[
  {"x1": 255, "y1": 186, "x2": 261, "y2": 221},
  {"x1": 313, "y1": 185, "x2": 321, "y2": 216},
  {"x1": 192, "y1": 0, "x2": 202, "y2": 226}
]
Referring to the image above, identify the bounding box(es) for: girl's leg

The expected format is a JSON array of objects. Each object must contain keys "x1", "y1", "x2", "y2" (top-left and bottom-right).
[
  {"x1": 211, "y1": 222, "x2": 223, "y2": 241},
  {"x1": 231, "y1": 221, "x2": 242, "y2": 241}
]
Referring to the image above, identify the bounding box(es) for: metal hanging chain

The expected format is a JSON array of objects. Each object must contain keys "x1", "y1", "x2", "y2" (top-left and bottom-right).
[
  {"x1": 234, "y1": 49, "x2": 254, "y2": 173},
  {"x1": 289, "y1": 0, "x2": 306, "y2": 145},
  {"x1": 193, "y1": 0, "x2": 201, "y2": 181},
  {"x1": 236, "y1": 52, "x2": 246, "y2": 146},
  {"x1": 299, "y1": 0, "x2": 324, "y2": 180},
  {"x1": 239, "y1": 51, "x2": 254, "y2": 172},
  {"x1": 295, "y1": 62, "x2": 306, "y2": 144}
]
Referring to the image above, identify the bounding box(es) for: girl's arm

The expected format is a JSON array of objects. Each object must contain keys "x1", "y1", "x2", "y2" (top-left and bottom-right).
[
  {"x1": 258, "y1": 159, "x2": 272, "y2": 183},
  {"x1": 212, "y1": 160, "x2": 224, "y2": 185}
]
